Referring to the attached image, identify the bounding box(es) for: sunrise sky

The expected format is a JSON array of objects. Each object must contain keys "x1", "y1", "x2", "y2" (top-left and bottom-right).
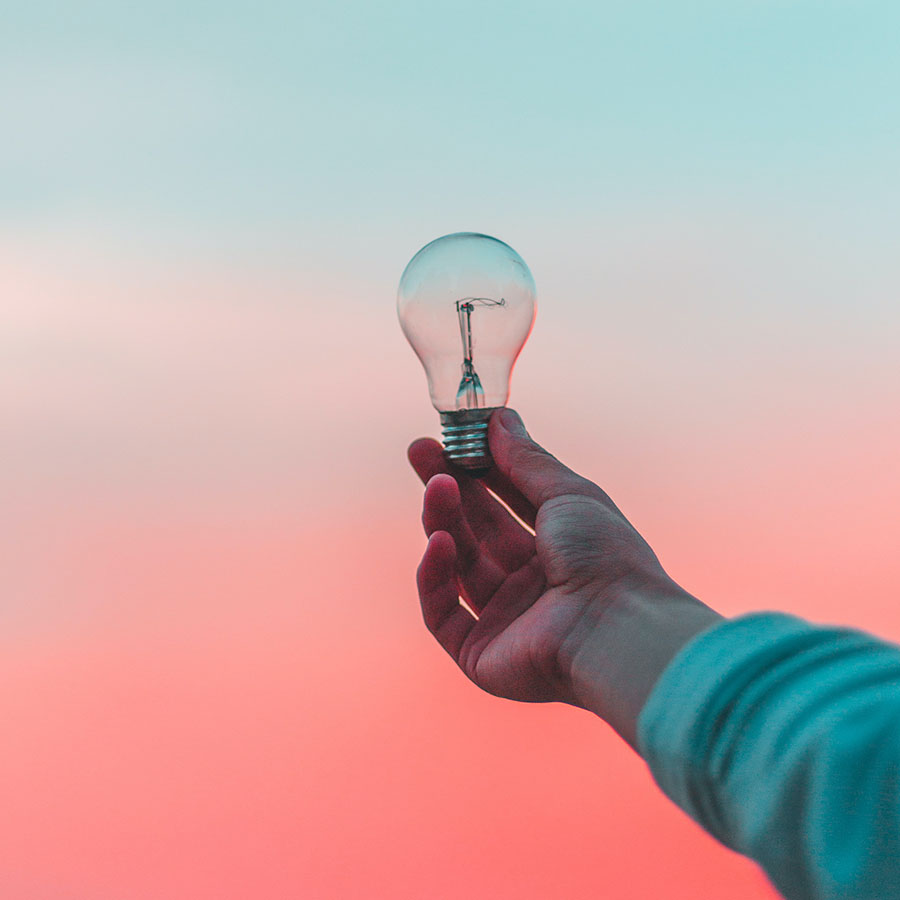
[{"x1": 3, "y1": 2, "x2": 900, "y2": 897}]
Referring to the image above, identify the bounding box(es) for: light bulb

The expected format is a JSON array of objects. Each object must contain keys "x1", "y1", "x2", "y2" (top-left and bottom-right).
[{"x1": 398, "y1": 232, "x2": 536, "y2": 471}]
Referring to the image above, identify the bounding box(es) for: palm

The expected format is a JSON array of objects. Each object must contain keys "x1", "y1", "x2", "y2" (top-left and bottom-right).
[
  {"x1": 465, "y1": 581, "x2": 587, "y2": 704},
  {"x1": 409, "y1": 438, "x2": 639, "y2": 705}
]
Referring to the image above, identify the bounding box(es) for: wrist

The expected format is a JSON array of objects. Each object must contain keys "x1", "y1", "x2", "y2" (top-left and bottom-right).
[{"x1": 560, "y1": 577, "x2": 723, "y2": 751}]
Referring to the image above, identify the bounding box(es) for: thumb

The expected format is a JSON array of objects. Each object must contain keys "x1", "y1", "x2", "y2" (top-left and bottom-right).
[{"x1": 489, "y1": 409, "x2": 606, "y2": 510}]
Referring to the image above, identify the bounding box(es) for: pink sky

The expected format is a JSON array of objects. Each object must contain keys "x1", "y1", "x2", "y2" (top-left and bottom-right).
[{"x1": 3, "y1": 227, "x2": 899, "y2": 897}]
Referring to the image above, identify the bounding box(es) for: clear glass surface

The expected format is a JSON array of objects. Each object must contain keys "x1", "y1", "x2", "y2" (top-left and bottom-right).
[{"x1": 397, "y1": 233, "x2": 536, "y2": 412}]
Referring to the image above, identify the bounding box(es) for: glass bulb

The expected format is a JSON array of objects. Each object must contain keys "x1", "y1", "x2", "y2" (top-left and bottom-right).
[{"x1": 398, "y1": 232, "x2": 536, "y2": 471}]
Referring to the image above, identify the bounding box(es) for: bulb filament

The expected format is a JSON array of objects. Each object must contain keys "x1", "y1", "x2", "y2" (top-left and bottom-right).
[{"x1": 455, "y1": 297, "x2": 505, "y2": 408}]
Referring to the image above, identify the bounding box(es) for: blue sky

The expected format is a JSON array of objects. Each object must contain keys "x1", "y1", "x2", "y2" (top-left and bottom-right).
[{"x1": 4, "y1": 0, "x2": 899, "y2": 264}]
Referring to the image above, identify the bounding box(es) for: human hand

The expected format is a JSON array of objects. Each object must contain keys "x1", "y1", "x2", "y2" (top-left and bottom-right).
[{"x1": 409, "y1": 409, "x2": 720, "y2": 745}]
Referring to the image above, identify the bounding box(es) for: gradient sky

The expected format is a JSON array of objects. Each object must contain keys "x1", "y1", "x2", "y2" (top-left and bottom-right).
[{"x1": 3, "y1": 3, "x2": 900, "y2": 898}]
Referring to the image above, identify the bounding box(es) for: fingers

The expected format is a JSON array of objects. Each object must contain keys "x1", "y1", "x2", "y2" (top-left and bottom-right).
[
  {"x1": 478, "y1": 470, "x2": 537, "y2": 531},
  {"x1": 409, "y1": 435, "x2": 538, "y2": 530},
  {"x1": 408, "y1": 438, "x2": 535, "y2": 570},
  {"x1": 407, "y1": 437, "x2": 446, "y2": 483},
  {"x1": 488, "y1": 409, "x2": 619, "y2": 512},
  {"x1": 416, "y1": 531, "x2": 477, "y2": 661},
  {"x1": 422, "y1": 474, "x2": 506, "y2": 611}
]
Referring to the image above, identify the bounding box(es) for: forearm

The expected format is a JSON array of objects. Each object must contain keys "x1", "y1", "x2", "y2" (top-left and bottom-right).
[{"x1": 561, "y1": 578, "x2": 723, "y2": 750}]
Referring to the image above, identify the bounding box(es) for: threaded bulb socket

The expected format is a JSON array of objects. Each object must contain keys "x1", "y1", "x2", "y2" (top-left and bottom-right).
[{"x1": 439, "y1": 408, "x2": 498, "y2": 473}]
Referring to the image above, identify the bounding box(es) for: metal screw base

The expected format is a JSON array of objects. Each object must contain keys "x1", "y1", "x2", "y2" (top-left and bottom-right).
[{"x1": 439, "y1": 408, "x2": 498, "y2": 473}]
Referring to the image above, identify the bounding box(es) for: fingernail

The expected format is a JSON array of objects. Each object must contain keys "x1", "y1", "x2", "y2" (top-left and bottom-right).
[
  {"x1": 498, "y1": 408, "x2": 529, "y2": 438},
  {"x1": 426, "y1": 473, "x2": 457, "y2": 490}
]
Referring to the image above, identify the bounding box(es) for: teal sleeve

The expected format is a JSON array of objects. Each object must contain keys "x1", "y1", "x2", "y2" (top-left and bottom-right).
[{"x1": 636, "y1": 612, "x2": 900, "y2": 900}]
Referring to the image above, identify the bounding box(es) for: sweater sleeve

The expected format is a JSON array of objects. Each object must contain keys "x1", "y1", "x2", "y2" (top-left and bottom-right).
[{"x1": 636, "y1": 612, "x2": 900, "y2": 900}]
